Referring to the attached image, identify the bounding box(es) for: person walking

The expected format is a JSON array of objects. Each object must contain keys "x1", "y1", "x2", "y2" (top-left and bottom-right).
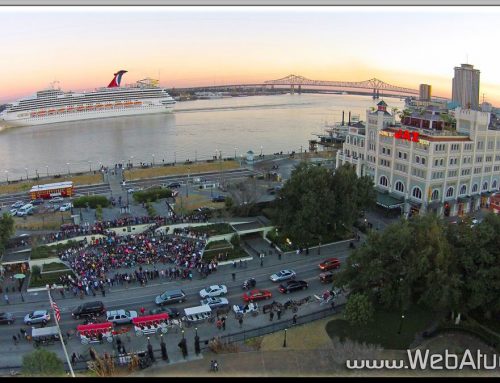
[
  {"x1": 277, "y1": 309, "x2": 282, "y2": 320},
  {"x1": 292, "y1": 314, "x2": 298, "y2": 325},
  {"x1": 278, "y1": 252, "x2": 282, "y2": 260},
  {"x1": 4, "y1": 293, "x2": 9, "y2": 305},
  {"x1": 213, "y1": 360, "x2": 219, "y2": 372},
  {"x1": 140, "y1": 307, "x2": 145, "y2": 316},
  {"x1": 59, "y1": 289, "x2": 65, "y2": 299},
  {"x1": 238, "y1": 317, "x2": 243, "y2": 328},
  {"x1": 269, "y1": 311, "x2": 274, "y2": 321},
  {"x1": 12, "y1": 335, "x2": 18, "y2": 345},
  {"x1": 71, "y1": 352, "x2": 78, "y2": 365},
  {"x1": 232, "y1": 273, "x2": 236, "y2": 281},
  {"x1": 221, "y1": 316, "x2": 226, "y2": 331},
  {"x1": 216, "y1": 319, "x2": 222, "y2": 331}
]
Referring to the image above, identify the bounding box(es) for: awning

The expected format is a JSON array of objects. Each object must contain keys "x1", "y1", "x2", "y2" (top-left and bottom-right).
[
  {"x1": 481, "y1": 191, "x2": 493, "y2": 197},
  {"x1": 457, "y1": 196, "x2": 471, "y2": 203},
  {"x1": 443, "y1": 199, "x2": 457, "y2": 207},
  {"x1": 376, "y1": 191, "x2": 405, "y2": 209},
  {"x1": 428, "y1": 200, "x2": 442, "y2": 209},
  {"x1": 408, "y1": 199, "x2": 422, "y2": 208}
]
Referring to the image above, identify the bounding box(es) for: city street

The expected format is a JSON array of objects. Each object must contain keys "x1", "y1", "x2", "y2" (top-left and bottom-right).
[{"x1": 0, "y1": 236, "x2": 356, "y2": 371}]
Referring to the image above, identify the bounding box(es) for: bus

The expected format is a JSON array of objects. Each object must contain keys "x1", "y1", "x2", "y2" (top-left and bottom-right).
[{"x1": 29, "y1": 181, "x2": 74, "y2": 200}]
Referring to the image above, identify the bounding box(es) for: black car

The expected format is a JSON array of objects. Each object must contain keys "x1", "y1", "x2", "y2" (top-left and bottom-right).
[
  {"x1": 72, "y1": 301, "x2": 106, "y2": 319},
  {"x1": 167, "y1": 182, "x2": 181, "y2": 189},
  {"x1": 279, "y1": 280, "x2": 309, "y2": 294},
  {"x1": 149, "y1": 307, "x2": 181, "y2": 318},
  {"x1": 30, "y1": 199, "x2": 44, "y2": 205},
  {"x1": 0, "y1": 312, "x2": 15, "y2": 325},
  {"x1": 212, "y1": 195, "x2": 226, "y2": 203}
]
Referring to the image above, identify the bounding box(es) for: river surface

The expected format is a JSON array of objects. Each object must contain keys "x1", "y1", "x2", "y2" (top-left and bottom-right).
[{"x1": 0, "y1": 93, "x2": 404, "y2": 180}]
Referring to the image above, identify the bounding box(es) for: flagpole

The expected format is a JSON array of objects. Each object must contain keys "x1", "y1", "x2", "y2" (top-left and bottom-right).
[{"x1": 46, "y1": 284, "x2": 76, "y2": 377}]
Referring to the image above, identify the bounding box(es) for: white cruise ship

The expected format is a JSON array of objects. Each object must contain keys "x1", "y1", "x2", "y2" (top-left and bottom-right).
[{"x1": 0, "y1": 70, "x2": 176, "y2": 128}]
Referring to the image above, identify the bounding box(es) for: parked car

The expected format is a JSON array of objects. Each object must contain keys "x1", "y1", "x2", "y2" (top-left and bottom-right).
[
  {"x1": 59, "y1": 202, "x2": 73, "y2": 212},
  {"x1": 30, "y1": 199, "x2": 44, "y2": 205},
  {"x1": 200, "y1": 297, "x2": 230, "y2": 310},
  {"x1": 51, "y1": 196, "x2": 64, "y2": 203},
  {"x1": 0, "y1": 312, "x2": 15, "y2": 325},
  {"x1": 24, "y1": 310, "x2": 51, "y2": 325},
  {"x1": 270, "y1": 269, "x2": 296, "y2": 282},
  {"x1": 155, "y1": 289, "x2": 187, "y2": 306},
  {"x1": 72, "y1": 301, "x2": 106, "y2": 319},
  {"x1": 11, "y1": 201, "x2": 25, "y2": 208},
  {"x1": 148, "y1": 306, "x2": 181, "y2": 318},
  {"x1": 242, "y1": 289, "x2": 272, "y2": 302},
  {"x1": 8, "y1": 208, "x2": 18, "y2": 216},
  {"x1": 319, "y1": 257, "x2": 341, "y2": 271},
  {"x1": 106, "y1": 309, "x2": 138, "y2": 325},
  {"x1": 211, "y1": 195, "x2": 226, "y2": 203},
  {"x1": 319, "y1": 272, "x2": 334, "y2": 284},
  {"x1": 199, "y1": 284, "x2": 228, "y2": 298},
  {"x1": 16, "y1": 204, "x2": 34, "y2": 217},
  {"x1": 279, "y1": 280, "x2": 309, "y2": 294},
  {"x1": 167, "y1": 182, "x2": 181, "y2": 189}
]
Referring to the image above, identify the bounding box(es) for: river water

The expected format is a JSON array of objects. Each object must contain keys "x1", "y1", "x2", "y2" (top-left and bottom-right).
[{"x1": 0, "y1": 93, "x2": 404, "y2": 180}]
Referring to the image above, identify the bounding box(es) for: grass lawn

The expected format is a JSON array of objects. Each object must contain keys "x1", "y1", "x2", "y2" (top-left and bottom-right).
[
  {"x1": 205, "y1": 240, "x2": 233, "y2": 251},
  {"x1": 183, "y1": 223, "x2": 235, "y2": 236},
  {"x1": 173, "y1": 194, "x2": 224, "y2": 215},
  {"x1": 325, "y1": 305, "x2": 440, "y2": 350},
  {"x1": 42, "y1": 262, "x2": 70, "y2": 272},
  {"x1": 29, "y1": 270, "x2": 75, "y2": 288},
  {"x1": 14, "y1": 211, "x2": 71, "y2": 231},
  {"x1": 266, "y1": 226, "x2": 353, "y2": 252},
  {"x1": 0, "y1": 173, "x2": 102, "y2": 195},
  {"x1": 123, "y1": 160, "x2": 240, "y2": 181},
  {"x1": 204, "y1": 245, "x2": 248, "y2": 262}
]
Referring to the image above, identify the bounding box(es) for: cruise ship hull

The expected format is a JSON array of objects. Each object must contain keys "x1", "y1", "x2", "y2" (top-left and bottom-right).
[{"x1": 0, "y1": 104, "x2": 174, "y2": 128}]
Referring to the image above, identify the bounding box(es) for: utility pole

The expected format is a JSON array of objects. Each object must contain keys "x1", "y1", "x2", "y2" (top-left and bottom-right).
[{"x1": 46, "y1": 285, "x2": 75, "y2": 377}]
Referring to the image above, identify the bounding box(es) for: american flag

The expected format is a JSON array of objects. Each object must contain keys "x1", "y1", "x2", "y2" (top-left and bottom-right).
[{"x1": 52, "y1": 301, "x2": 61, "y2": 322}]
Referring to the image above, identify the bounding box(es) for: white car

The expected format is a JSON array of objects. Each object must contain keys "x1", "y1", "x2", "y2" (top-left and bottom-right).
[
  {"x1": 270, "y1": 269, "x2": 296, "y2": 282},
  {"x1": 11, "y1": 201, "x2": 24, "y2": 209},
  {"x1": 51, "y1": 196, "x2": 64, "y2": 203},
  {"x1": 106, "y1": 309, "x2": 138, "y2": 325},
  {"x1": 24, "y1": 310, "x2": 51, "y2": 325},
  {"x1": 199, "y1": 284, "x2": 228, "y2": 298},
  {"x1": 59, "y1": 203, "x2": 73, "y2": 212},
  {"x1": 8, "y1": 208, "x2": 18, "y2": 216},
  {"x1": 200, "y1": 297, "x2": 229, "y2": 310}
]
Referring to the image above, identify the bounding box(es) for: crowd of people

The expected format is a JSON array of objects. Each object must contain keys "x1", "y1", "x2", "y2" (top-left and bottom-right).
[{"x1": 55, "y1": 228, "x2": 220, "y2": 297}]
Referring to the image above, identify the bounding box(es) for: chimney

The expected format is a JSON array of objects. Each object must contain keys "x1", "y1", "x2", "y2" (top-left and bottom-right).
[
  {"x1": 348, "y1": 112, "x2": 351, "y2": 126},
  {"x1": 342, "y1": 111, "x2": 345, "y2": 126}
]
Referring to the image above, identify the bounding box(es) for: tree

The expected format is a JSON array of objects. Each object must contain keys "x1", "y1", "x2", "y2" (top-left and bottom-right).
[
  {"x1": 344, "y1": 293, "x2": 375, "y2": 326},
  {"x1": 31, "y1": 265, "x2": 41, "y2": 281},
  {"x1": 224, "y1": 196, "x2": 234, "y2": 211},
  {"x1": 0, "y1": 213, "x2": 15, "y2": 255},
  {"x1": 21, "y1": 349, "x2": 65, "y2": 376}
]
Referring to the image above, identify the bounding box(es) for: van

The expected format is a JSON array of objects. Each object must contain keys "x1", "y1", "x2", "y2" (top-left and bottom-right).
[
  {"x1": 17, "y1": 204, "x2": 34, "y2": 217},
  {"x1": 32, "y1": 326, "x2": 65, "y2": 348},
  {"x1": 155, "y1": 289, "x2": 187, "y2": 306},
  {"x1": 183, "y1": 305, "x2": 212, "y2": 325},
  {"x1": 72, "y1": 301, "x2": 106, "y2": 319}
]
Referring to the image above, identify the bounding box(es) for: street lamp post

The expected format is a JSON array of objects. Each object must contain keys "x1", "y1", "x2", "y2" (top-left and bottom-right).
[
  {"x1": 283, "y1": 328, "x2": 287, "y2": 348},
  {"x1": 186, "y1": 167, "x2": 190, "y2": 198},
  {"x1": 398, "y1": 314, "x2": 405, "y2": 334},
  {"x1": 88, "y1": 161, "x2": 92, "y2": 172},
  {"x1": 260, "y1": 145, "x2": 263, "y2": 157},
  {"x1": 234, "y1": 147, "x2": 237, "y2": 160},
  {"x1": 4, "y1": 170, "x2": 8, "y2": 182},
  {"x1": 46, "y1": 166, "x2": 49, "y2": 177},
  {"x1": 25, "y1": 167, "x2": 28, "y2": 180},
  {"x1": 174, "y1": 152, "x2": 176, "y2": 165},
  {"x1": 66, "y1": 162, "x2": 70, "y2": 176},
  {"x1": 152, "y1": 154, "x2": 155, "y2": 166}
]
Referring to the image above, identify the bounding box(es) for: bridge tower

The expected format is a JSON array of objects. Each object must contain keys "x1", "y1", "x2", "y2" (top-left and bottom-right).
[
  {"x1": 291, "y1": 84, "x2": 295, "y2": 94},
  {"x1": 298, "y1": 85, "x2": 302, "y2": 94},
  {"x1": 373, "y1": 88, "x2": 379, "y2": 99}
]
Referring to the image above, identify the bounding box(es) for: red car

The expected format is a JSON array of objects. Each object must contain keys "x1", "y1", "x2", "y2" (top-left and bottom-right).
[
  {"x1": 243, "y1": 289, "x2": 272, "y2": 302},
  {"x1": 319, "y1": 257, "x2": 341, "y2": 271}
]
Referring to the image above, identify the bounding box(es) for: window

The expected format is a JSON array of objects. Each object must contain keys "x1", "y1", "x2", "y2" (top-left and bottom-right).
[
  {"x1": 459, "y1": 185, "x2": 467, "y2": 195},
  {"x1": 346, "y1": 136, "x2": 350, "y2": 144},
  {"x1": 412, "y1": 187, "x2": 422, "y2": 200},
  {"x1": 416, "y1": 156, "x2": 420, "y2": 164},
  {"x1": 395, "y1": 181, "x2": 405, "y2": 193},
  {"x1": 404, "y1": 153, "x2": 408, "y2": 160},
  {"x1": 493, "y1": 180, "x2": 498, "y2": 190},
  {"x1": 431, "y1": 189, "x2": 439, "y2": 200},
  {"x1": 446, "y1": 187, "x2": 454, "y2": 198},
  {"x1": 379, "y1": 176, "x2": 389, "y2": 187},
  {"x1": 421, "y1": 157, "x2": 426, "y2": 165},
  {"x1": 483, "y1": 182, "x2": 488, "y2": 191},
  {"x1": 440, "y1": 159, "x2": 444, "y2": 166},
  {"x1": 472, "y1": 184, "x2": 478, "y2": 193}
]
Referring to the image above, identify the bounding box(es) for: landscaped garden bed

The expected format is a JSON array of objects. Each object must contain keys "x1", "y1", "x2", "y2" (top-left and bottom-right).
[{"x1": 29, "y1": 270, "x2": 75, "y2": 288}]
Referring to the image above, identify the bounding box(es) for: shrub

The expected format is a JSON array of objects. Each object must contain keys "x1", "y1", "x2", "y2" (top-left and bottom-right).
[
  {"x1": 146, "y1": 201, "x2": 157, "y2": 218},
  {"x1": 344, "y1": 293, "x2": 375, "y2": 326},
  {"x1": 22, "y1": 349, "x2": 65, "y2": 376},
  {"x1": 73, "y1": 195, "x2": 110, "y2": 209},
  {"x1": 31, "y1": 265, "x2": 41, "y2": 281},
  {"x1": 133, "y1": 187, "x2": 172, "y2": 203},
  {"x1": 230, "y1": 233, "x2": 240, "y2": 247},
  {"x1": 96, "y1": 205, "x2": 103, "y2": 221}
]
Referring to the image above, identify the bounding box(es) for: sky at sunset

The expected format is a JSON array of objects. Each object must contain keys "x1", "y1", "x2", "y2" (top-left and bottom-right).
[{"x1": 1, "y1": 6, "x2": 500, "y2": 105}]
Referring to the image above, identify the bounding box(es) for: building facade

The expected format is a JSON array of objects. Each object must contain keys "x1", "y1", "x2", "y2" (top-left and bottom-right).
[
  {"x1": 419, "y1": 84, "x2": 432, "y2": 101},
  {"x1": 336, "y1": 101, "x2": 499, "y2": 218},
  {"x1": 452, "y1": 63, "x2": 480, "y2": 110}
]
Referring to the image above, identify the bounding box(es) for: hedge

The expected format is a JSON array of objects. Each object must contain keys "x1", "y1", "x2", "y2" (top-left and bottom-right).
[
  {"x1": 73, "y1": 195, "x2": 110, "y2": 209},
  {"x1": 133, "y1": 187, "x2": 172, "y2": 203}
]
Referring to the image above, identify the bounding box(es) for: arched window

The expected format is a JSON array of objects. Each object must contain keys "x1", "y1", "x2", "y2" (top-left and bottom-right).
[
  {"x1": 431, "y1": 189, "x2": 439, "y2": 200},
  {"x1": 493, "y1": 180, "x2": 498, "y2": 190},
  {"x1": 412, "y1": 187, "x2": 422, "y2": 200},
  {"x1": 353, "y1": 137, "x2": 357, "y2": 146},
  {"x1": 360, "y1": 140, "x2": 364, "y2": 148},
  {"x1": 421, "y1": 157, "x2": 426, "y2": 165},
  {"x1": 415, "y1": 156, "x2": 420, "y2": 164},
  {"x1": 459, "y1": 185, "x2": 467, "y2": 196},
  {"x1": 379, "y1": 176, "x2": 389, "y2": 187},
  {"x1": 370, "y1": 131, "x2": 375, "y2": 141},
  {"x1": 446, "y1": 187, "x2": 454, "y2": 198},
  {"x1": 472, "y1": 184, "x2": 478, "y2": 193},
  {"x1": 395, "y1": 181, "x2": 405, "y2": 193},
  {"x1": 346, "y1": 136, "x2": 350, "y2": 144},
  {"x1": 483, "y1": 181, "x2": 488, "y2": 191}
]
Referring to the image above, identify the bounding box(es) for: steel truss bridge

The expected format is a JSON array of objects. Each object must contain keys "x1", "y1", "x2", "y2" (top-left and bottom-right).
[{"x1": 173, "y1": 74, "x2": 421, "y2": 99}]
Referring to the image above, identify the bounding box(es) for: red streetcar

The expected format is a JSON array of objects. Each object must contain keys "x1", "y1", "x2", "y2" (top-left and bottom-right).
[
  {"x1": 319, "y1": 258, "x2": 341, "y2": 271},
  {"x1": 132, "y1": 313, "x2": 170, "y2": 336},
  {"x1": 77, "y1": 322, "x2": 114, "y2": 344},
  {"x1": 29, "y1": 181, "x2": 74, "y2": 200},
  {"x1": 243, "y1": 289, "x2": 272, "y2": 302}
]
